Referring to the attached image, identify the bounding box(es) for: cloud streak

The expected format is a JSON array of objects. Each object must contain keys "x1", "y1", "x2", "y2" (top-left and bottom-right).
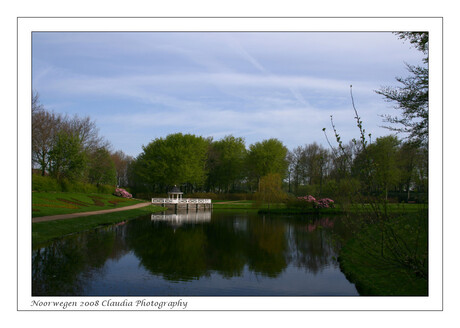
[{"x1": 32, "y1": 32, "x2": 423, "y2": 156}]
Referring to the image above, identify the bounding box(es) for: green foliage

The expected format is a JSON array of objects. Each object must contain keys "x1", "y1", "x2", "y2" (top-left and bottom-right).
[
  {"x1": 59, "y1": 178, "x2": 98, "y2": 193},
  {"x1": 32, "y1": 191, "x2": 144, "y2": 217},
  {"x1": 353, "y1": 135, "x2": 401, "y2": 200},
  {"x1": 207, "y1": 135, "x2": 247, "y2": 192},
  {"x1": 32, "y1": 174, "x2": 115, "y2": 194},
  {"x1": 87, "y1": 147, "x2": 117, "y2": 186},
  {"x1": 97, "y1": 184, "x2": 116, "y2": 194},
  {"x1": 134, "y1": 133, "x2": 210, "y2": 192},
  {"x1": 48, "y1": 131, "x2": 87, "y2": 181},
  {"x1": 247, "y1": 138, "x2": 288, "y2": 189},
  {"x1": 339, "y1": 210, "x2": 428, "y2": 295},
  {"x1": 256, "y1": 173, "x2": 287, "y2": 210},
  {"x1": 375, "y1": 32, "x2": 428, "y2": 146},
  {"x1": 32, "y1": 174, "x2": 61, "y2": 192}
]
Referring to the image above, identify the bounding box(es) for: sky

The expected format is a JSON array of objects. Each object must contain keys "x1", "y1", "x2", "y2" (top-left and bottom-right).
[{"x1": 32, "y1": 32, "x2": 425, "y2": 157}]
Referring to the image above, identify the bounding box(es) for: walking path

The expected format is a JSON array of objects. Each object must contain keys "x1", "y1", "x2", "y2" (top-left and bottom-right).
[{"x1": 32, "y1": 202, "x2": 153, "y2": 223}]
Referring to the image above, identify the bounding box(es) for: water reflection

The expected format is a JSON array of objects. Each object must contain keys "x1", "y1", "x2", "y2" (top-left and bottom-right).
[
  {"x1": 151, "y1": 210, "x2": 212, "y2": 228},
  {"x1": 32, "y1": 211, "x2": 357, "y2": 296}
]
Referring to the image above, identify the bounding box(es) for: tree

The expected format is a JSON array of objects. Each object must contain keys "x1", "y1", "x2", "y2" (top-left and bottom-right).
[
  {"x1": 396, "y1": 141, "x2": 419, "y2": 201},
  {"x1": 246, "y1": 138, "x2": 288, "y2": 191},
  {"x1": 366, "y1": 135, "x2": 401, "y2": 201},
  {"x1": 207, "y1": 135, "x2": 247, "y2": 193},
  {"x1": 375, "y1": 32, "x2": 428, "y2": 146},
  {"x1": 134, "y1": 133, "x2": 210, "y2": 193},
  {"x1": 111, "y1": 150, "x2": 133, "y2": 187},
  {"x1": 87, "y1": 147, "x2": 117, "y2": 186},
  {"x1": 256, "y1": 173, "x2": 286, "y2": 211},
  {"x1": 48, "y1": 131, "x2": 86, "y2": 181},
  {"x1": 32, "y1": 93, "x2": 64, "y2": 175}
]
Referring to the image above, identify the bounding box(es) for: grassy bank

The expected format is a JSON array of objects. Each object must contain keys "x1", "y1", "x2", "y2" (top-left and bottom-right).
[
  {"x1": 32, "y1": 192, "x2": 145, "y2": 217},
  {"x1": 212, "y1": 200, "x2": 283, "y2": 212},
  {"x1": 32, "y1": 204, "x2": 165, "y2": 248},
  {"x1": 258, "y1": 203, "x2": 424, "y2": 215},
  {"x1": 338, "y1": 210, "x2": 428, "y2": 295}
]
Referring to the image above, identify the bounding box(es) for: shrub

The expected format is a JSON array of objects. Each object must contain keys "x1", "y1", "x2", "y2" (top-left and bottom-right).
[
  {"x1": 97, "y1": 184, "x2": 116, "y2": 194},
  {"x1": 32, "y1": 174, "x2": 61, "y2": 192},
  {"x1": 113, "y1": 188, "x2": 133, "y2": 198},
  {"x1": 297, "y1": 194, "x2": 335, "y2": 209}
]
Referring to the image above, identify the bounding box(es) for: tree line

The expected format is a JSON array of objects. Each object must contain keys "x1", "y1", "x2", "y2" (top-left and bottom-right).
[
  {"x1": 126, "y1": 131, "x2": 427, "y2": 202},
  {"x1": 32, "y1": 95, "x2": 428, "y2": 202},
  {"x1": 32, "y1": 92, "x2": 132, "y2": 189}
]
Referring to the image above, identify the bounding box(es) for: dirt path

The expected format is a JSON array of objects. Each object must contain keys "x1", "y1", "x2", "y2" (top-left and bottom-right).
[{"x1": 32, "y1": 202, "x2": 153, "y2": 223}]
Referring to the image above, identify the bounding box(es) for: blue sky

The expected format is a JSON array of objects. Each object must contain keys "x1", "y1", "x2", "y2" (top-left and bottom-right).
[{"x1": 32, "y1": 32, "x2": 425, "y2": 157}]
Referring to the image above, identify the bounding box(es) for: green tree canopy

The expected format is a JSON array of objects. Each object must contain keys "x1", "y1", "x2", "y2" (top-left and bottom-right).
[
  {"x1": 207, "y1": 135, "x2": 247, "y2": 192},
  {"x1": 355, "y1": 135, "x2": 401, "y2": 200},
  {"x1": 246, "y1": 138, "x2": 288, "y2": 190},
  {"x1": 48, "y1": 131, "x2": 86, "y2": 181},
  {"x1": 135, "y1": 133, "x2": 210, "y2": 192},
  {"x1": 87, "y1": 147, "x2": 117, "y2": 186}
]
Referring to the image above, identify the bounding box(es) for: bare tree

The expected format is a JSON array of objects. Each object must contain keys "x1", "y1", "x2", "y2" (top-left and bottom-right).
[
  {"x1": 63, "y1": 115, "x2": 108, "y2": 151},
  {"x1": 32, "y1": 93, "x2": 63, "y2": 175},
  {"x1": 110, "y1": 150, "x2": 133, "y2": 187}
]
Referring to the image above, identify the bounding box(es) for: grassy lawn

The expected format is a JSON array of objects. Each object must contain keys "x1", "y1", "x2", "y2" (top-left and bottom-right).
[
  {"x1": 32, "y1": 204, "x2": 165, "y2": 248},
  {"x1": 32, "y1": 192, "x2": 146, "y2": 217},
  {"x1": 212, "y1": 200, "x2": 284, "y2": 211},
  {"x1": 338, "y1": 210, "x2": 428, "y2": 296}
]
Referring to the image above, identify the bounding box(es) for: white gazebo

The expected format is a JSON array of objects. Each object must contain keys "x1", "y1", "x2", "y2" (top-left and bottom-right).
[
  {"x1": 152, "y1": 185, "x2": 212, "y2": 211},
  {"x1": 167, "y1": 185, "x2": 183, "y2": 202}
]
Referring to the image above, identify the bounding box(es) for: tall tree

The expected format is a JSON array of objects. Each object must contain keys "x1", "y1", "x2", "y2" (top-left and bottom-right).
[
  {"x1": 256, "y1": 173, "x2": 286, "y2": 211},
  {"x1": 135, "y1": 133, "x2": 210, "y2": 192},
  {"x1": 375, "y1": 32, "x2": 428, "y2": 146},
  {"x1": 207, "y1": 135, "x2": 247, "y2": 193},
  {"x1": 48, "y1": 131, "x2": 86, "y2": 181},
  {"x1": 366, "y1": 135, "x2": 401, "y2": 201},
  {"x1": 87, "y1": 147, "x2": 117, "y2": 186},
  {"x1": 32, "y1": 93, "x2": 64, "y2": 175},
  {"x1": 247, "y1": 138, "x2": 288, "y2": 191},
  {"x1": 111, "y1": 150, "x2": 133, "y2": 187}
]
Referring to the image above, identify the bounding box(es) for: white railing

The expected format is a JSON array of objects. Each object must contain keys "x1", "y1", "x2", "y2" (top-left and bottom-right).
[{"x1": 152, "y1": 198, "x2": 211, "y2": 204}]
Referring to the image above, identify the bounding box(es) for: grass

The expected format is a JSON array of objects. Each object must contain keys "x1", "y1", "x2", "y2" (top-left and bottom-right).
[
  {"x1": 32, "y1": 192, "x2": 145, "y2": 217},
  {"x1": 32, "y1": 204, "x2": 165, "y2": 248},
  {"x1": 212, "y1": 200, "x2": 283, "y2": 211},
  {"x1": 338, "y1": 210, "x2": 428, "y2": 295},
  {"x1": 212, "y1": 200, "x2": 425, "y2": 215}
]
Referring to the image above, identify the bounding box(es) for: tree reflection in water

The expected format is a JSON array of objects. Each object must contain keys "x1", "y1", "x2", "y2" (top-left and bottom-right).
[{"x1": 32, "y1": 211, "x2": 354, "y2": 296}]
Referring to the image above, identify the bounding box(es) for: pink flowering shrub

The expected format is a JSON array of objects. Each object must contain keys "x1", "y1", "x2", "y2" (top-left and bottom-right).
[
  {"x1": 297, "y1": 195, "x2": 334, "y2": 209},
  {"x1": 113, "y1": 188, "x2": 133, "y2": 199}
]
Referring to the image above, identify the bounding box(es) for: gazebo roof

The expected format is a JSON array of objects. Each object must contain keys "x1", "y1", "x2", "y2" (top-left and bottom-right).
[{"x1": 168, "y1": 185, "x2": 183, "y2": 194}]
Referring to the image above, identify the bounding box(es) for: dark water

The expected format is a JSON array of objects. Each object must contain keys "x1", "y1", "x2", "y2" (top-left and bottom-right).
[{"x1": 32, "y1": 210, "x2": 358, "y2": 296}]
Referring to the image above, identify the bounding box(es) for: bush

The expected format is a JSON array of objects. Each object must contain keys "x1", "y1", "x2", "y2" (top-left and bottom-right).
[
  {"x1": 97, "y1": 184, "x2": 116, "y2": 194},
  {"x1": 32, "y1": 173, "x2": 116, "y2": 194},
  {"x1": 113, "y1": 188, "x2": 133, "y2": 198},
  {"x1": 297, "y1": 195, "x2": 335, "y2": 208},
  {"x1": 32, "y1": 174, "x2": 61, "y2": 192}
]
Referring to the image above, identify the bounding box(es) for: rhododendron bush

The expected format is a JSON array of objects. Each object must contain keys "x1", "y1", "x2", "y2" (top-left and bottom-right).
[
  {"x1": 113, "y1": 188, "x2": 132, "y2": 198},
  {"x1": 297, "y1": 195, "x2": 334, "y2": 208}
]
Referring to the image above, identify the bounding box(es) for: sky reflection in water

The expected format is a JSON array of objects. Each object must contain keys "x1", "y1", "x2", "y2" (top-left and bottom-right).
[{"x1": 32, "y1": 210, "x2": 358, "y2": 296}]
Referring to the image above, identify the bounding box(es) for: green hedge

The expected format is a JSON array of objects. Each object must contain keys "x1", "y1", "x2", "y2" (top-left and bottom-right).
[{"x1": 32, "y1": 174, "x2": 115, "y2": 194}]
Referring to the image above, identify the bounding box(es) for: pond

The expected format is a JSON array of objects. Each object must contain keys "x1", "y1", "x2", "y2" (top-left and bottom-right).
[{"x1": 32, "y1": 210, "x2": 358, "y2": 296}]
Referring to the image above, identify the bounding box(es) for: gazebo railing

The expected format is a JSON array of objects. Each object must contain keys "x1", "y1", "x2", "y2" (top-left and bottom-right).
[{"x1": 152, "y1": 198, "x2": 212, "y2": 204}]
